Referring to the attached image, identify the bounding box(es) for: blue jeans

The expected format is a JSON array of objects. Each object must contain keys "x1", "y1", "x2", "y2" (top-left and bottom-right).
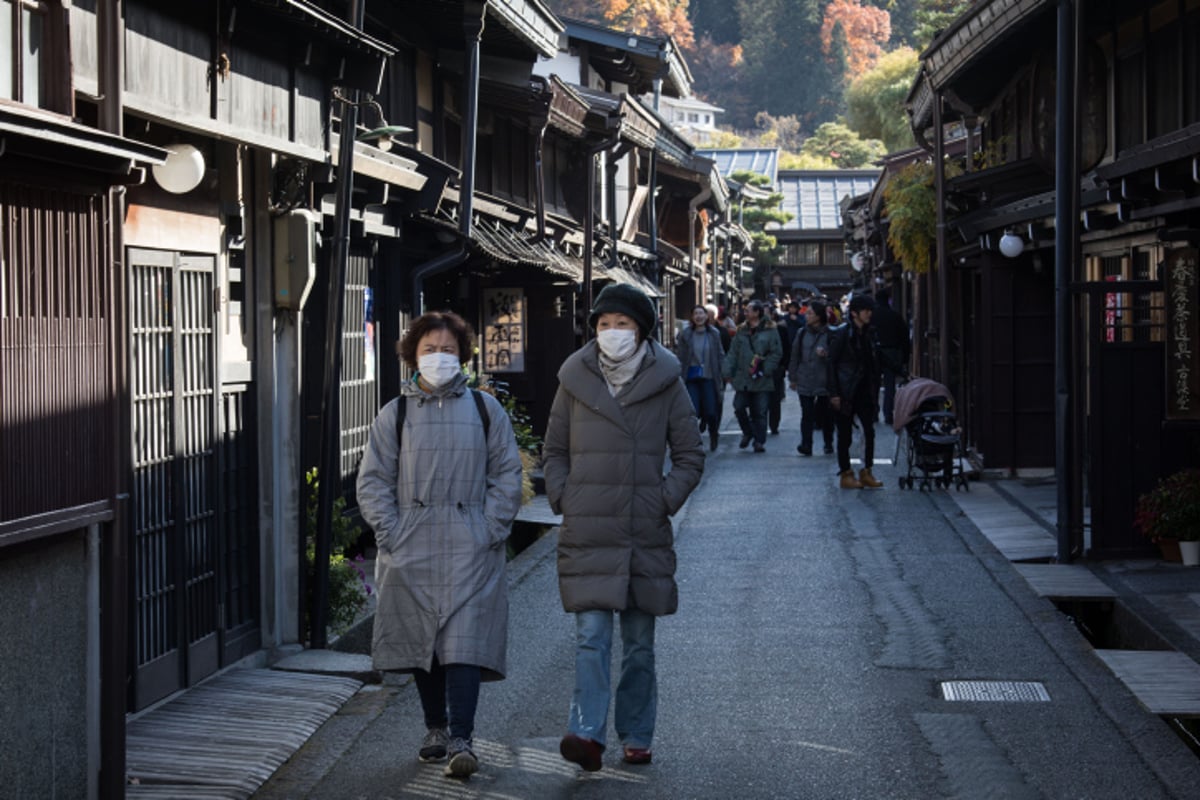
[
  {"x1": 686, "y1": 378, "x2": 719, "y2": 430},
  {"x1": 732, "y1": 389, "x2": 770, "y2": 446},
  {"x1": 569, "y1": 609, "x2": 657, "y2": 749}
]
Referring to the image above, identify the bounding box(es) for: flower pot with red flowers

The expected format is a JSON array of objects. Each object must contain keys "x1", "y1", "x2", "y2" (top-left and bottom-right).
[{"x1": 1134, "y1": 468, "x2": 1200, "y2": 565}]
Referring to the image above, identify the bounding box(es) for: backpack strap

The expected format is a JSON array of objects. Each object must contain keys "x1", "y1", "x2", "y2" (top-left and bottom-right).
[
  {"x1": 395, "y1": 389, "x2": 491, "y2": 456},
  {"x1": 470, "y1": 388, "x2": 492, "y2": 438}
]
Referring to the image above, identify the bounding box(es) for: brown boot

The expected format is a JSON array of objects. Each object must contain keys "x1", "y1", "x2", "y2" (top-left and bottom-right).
[
  {"x1": 859, "y1": 467, "x2": 883, "y2": 488},
  {"x1": 839, "y1": 469, "x2": 862, "y2": 489}
]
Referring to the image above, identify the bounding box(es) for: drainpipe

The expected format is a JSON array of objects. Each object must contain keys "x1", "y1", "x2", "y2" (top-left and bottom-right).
[
  {"x1": 531, "y1": 77, "x2": 550, "y2": 242},
  {"x1": 1055, "y1": 0, "x2": 1082, "y2": 563},
  {"x1": 97, "y1": 3, "x2": 126, "y2": 796},
  {"x1": 648, "y1": 77, "x2": 661, "y2": 260},
  {"x1": 689, "y1": 181, "x2": 712, "y2": 300},
  {"x1": 411, "y1": 0, "x2": 485, "y2": 314},
  {"x1": 583, "y1": 126, "x2": 621, "y2": 335},
  {"x1": 313, "y1": 0, "x2": 366, "y2": 648}
]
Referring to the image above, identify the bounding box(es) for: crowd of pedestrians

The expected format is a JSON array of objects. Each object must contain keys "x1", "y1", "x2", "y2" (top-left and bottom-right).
[{"x1": 354, "y1": 283, "x2": 909, "y2": 780}]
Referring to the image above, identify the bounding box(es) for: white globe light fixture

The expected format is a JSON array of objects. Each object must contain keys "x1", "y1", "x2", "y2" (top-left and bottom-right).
[
  {"x1": 999, "y1": 229, "x2": 1025, "y2": 258},
  {"x1": 152, "y1": 143, "x2": 206, "y2": 194}
]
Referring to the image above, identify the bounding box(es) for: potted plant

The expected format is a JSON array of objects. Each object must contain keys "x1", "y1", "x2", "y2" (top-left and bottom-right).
[{"x1": 1134, "y1": 468, "x2": 1200, "y2": 565}]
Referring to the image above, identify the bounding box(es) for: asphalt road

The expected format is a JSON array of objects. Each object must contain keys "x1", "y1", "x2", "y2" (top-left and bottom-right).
[{"x1": 255, "y1": 398, "x2": 1198, "y2": 799}]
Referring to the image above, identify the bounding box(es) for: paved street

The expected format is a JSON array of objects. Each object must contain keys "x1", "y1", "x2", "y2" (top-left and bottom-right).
[{"x1": 255, "y1": 394, "x2": 1199, "y2": 799}]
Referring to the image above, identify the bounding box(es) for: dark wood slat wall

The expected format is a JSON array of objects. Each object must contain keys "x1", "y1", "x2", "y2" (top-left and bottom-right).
[{"x1": 0, "y1": 179, "x2": 113, "y2": 524}]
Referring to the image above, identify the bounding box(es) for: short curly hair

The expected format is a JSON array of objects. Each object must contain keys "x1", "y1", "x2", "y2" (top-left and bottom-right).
[{"x1": 396, "y1": 311, "x2": 475, "y2": 370}]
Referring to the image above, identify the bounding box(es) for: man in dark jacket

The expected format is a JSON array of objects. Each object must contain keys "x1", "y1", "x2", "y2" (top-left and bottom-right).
[
  {"x1": 722, "y1": 299, "x2": 782, "y2": 453},
  {"x1": 828, "y1": 294, "x2": 883, "y2": 489},
  {"x1": 872, "y1": 288, "x2": 910, "y2": 425}
]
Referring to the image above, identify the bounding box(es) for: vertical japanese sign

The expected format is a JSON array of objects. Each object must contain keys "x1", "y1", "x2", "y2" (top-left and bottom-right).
[
  {"x1": 482, "y1": 288, "x2": 525, "y2": 373},
  {"x1": 1165, "y1": 248, "x2": 1200, "y2": 420},
  {"x1": 363, "y1": 286, "x2": 375, "y2": 382}
]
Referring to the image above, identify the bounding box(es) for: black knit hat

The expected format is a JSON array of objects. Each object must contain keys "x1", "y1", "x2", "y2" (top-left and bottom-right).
[
  {"x1": 848, "y1": 293, "x2": 876, "y2": 314},
  {"x1": 588, "y1": 283, "x2": 656, "y2": 338}
]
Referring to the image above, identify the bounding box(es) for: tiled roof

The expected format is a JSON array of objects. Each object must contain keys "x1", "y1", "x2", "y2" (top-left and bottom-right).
[
  {"x1": 696, "y1": 148, "x2": 780, "y2": 185},
  {"x1": 775, "y1": 170, "x2": 880, "y2": 232}
]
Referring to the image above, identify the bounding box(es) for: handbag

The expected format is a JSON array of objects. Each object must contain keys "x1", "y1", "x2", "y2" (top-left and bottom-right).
[{"x1": 686, "y1": 364, "x2": 703, "y2": 380}]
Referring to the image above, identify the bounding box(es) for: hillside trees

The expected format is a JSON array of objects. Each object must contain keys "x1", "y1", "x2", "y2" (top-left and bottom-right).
[
  {"x1": 800, "y1": 122, "x2": 884, "y2": 168},
  {"x1": 844, "y1": 46, "x2": 919, "y2": 152},
  {"x1": 820, "y1": 0, "x2": 892, "y2": 80}
]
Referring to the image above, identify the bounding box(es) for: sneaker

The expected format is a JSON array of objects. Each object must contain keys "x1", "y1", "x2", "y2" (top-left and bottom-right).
[
  {"x1": 622, "y1": 745, "x2": 653, "y2": 765},
  {"x1": 444, "y1": 737, "x2": 478, "y2": 778},
  {"x1": 753, "y1": 443, "x2": 766, "y2": 453},
  {"x1": 419, "y1": 727, "x2": 449, "y2": 762},
  {"x1": 560, "y1": 733, "x2": 604, "y2": 772},
  {"x1": 839, "y1": 469, "x2": 863, "y2": 489},
  {"x1": 709, "y1": 429, "x2": 719, "y2": 452},
  {"x1": 796, "y1": 443, "x2": 812, "y2": 456},
  {"x1": 738, "y1": 434, "x2": 751, "y2": 449}
]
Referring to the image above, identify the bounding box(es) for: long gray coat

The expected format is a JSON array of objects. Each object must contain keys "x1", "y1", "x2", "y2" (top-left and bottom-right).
[
  {"x1": 356, "y1": 373, "x2": 523, "y2": 680},
  {"x1": 542, "y1": 340, "x2": 705, "y2": 616}
]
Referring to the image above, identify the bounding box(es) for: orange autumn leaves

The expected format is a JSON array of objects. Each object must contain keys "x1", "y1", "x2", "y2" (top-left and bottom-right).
[{"x1": 821, "y1": 0, "x2": 891, "y2": 80}]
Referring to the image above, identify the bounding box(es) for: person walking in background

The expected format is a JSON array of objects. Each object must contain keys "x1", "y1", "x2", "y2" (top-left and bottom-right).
[
  {"x1": 722, "y1": 299, "x2": 782, "y2": 453},
  {"x1": 542, "y1": 283, "x2": 705, "y2": 773},
  {"x1": 356, "y1": 311, "x2": 524, "y2": 779},
  {"x1": 705, "y1": 304, "x2": 730, "y2": 432},
  {"x1": 768, "y1": 301, "x2": 792, "y2": 435},
  {"x1": 707, "y1": 303, "x2": 732, "y2": 352},
  {"x1": 871, "y1": 287, "x2": 910, "y2": 425},
  {"x1": 828, "y1": 294, "x2": 884, "y2": 489},
  {"x1": 788, "y1": 299, "x2": 834, "y2": 457},
  {"x1": 676, "y1": 304, "x2": 725, "y2": 452}
]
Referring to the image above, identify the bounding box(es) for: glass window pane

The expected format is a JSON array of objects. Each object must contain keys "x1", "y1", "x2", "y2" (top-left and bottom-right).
[{"x1": 22, "y1": 4, "x2": 42, "y2": 106}]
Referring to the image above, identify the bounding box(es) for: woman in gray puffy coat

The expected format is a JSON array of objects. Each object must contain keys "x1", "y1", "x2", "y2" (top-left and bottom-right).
[
  {"x1": 543, "y1": 283, "x2": 705, "y2": 773},
  {"x1": 356, "y1": 311, "x2": 523, "y2": 779}
]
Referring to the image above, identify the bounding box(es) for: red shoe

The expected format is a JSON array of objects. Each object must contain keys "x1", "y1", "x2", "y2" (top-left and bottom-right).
[
  {"x1": 622, "y1": 746, "x2": 653, "y2": 765},
  {"x1": 560, "y1": 733, "x2": 604, "y2": 772}
]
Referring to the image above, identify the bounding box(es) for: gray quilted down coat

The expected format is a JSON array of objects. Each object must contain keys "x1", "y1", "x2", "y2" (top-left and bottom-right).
[
  {"x1": 356, "y1": 372, "x2": 523, "y2": 680},
  {"x1": 542, "y1": 339, "x2": 705, "y2": 616}
]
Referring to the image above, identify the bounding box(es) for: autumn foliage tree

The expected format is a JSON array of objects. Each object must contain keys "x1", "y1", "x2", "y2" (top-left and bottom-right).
[
  {"x1": 550, "y1": 0, "x2": 696, "y2": 49},
  {"x1": 821, "y1": 0, "x2": 892, "y2": 80}
]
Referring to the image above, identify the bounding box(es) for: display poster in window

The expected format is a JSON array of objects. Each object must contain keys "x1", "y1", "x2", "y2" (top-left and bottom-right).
[
  {"x1": 1165, "y1": 248, "x2": 1200, "y2": 420},
  {"x1": 483, "y1": 288, "x2": 525, "y2": 373}
]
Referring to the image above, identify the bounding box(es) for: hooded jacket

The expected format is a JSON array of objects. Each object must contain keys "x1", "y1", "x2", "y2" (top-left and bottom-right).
[
  {"x1": 542, "y1": 339, "x2": 705, "y2": 616},
  {"x1": 356, "y1": 372, "x2": 523, "y2": 679}
]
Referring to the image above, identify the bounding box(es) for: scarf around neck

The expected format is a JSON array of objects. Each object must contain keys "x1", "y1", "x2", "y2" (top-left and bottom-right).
[{"x1": 598, "y1": 339, "x2": 649, "y2": 396}]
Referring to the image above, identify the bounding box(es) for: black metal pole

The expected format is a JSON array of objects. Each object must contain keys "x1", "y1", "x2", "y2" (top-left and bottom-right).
[
  {"x1": 933, "y1": 89, "x2": 949, "y2": 387},
  {"x1": 312, "y1": 0, "x2": 364, "y2": 648},
  {"x1": 1054, "y1": 0, "x2": 1080, "y2": 563}
]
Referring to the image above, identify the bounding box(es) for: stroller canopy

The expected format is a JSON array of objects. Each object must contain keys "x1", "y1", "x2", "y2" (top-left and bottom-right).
[{"x1": 893, "y1": 378, "x2": 955, "y2": 433}]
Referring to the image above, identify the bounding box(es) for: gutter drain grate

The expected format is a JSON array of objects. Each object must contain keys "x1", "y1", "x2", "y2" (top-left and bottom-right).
[{"x1": 940, "y1": 681, "x2": 1050, "y2": 702}]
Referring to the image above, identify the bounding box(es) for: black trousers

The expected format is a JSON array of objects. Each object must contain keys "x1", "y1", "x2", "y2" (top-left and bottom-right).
[{"x1": 835, "y1": 396, "x2": 876, "y2": 473}]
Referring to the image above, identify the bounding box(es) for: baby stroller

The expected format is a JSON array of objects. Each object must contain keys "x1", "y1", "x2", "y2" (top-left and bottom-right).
[{"x1": 892, "y1": 378, "x2": 969, "y2": 491}]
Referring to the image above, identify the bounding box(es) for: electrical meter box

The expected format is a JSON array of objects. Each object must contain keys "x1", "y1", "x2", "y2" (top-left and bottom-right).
[{"x1": 273, "y1": 209, "x2": 320, "y2": 310}]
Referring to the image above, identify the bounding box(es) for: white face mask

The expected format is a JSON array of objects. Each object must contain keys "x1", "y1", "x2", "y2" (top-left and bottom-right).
[
  {"x1": 417, "y1": 352, "x2": 461, "y2": 388},
  {"x1": 596, "y1": 328, "x2": 638, "y2": 361}
]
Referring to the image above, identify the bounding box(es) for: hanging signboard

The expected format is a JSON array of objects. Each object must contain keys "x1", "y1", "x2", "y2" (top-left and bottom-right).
[
  {"x1": 482, "y1": 288, "x2": 525, "y2": 373},
  {"x1": 1165, "y1": 247, "x2": 1200, "y2": 420}
]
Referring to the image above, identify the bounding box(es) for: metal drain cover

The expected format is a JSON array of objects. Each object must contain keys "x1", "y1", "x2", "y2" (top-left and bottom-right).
[{"x1": 940, "y1": 681, "x2": 1050, "y2": 702}]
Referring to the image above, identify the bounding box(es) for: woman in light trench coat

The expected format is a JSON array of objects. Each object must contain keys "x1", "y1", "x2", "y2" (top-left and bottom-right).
[
  {"x1": 542, "y1": 283, "x2": 705, "y2": 772},
  {"x1": 356, "y1": 311, "x2": 523, "y2": 780}
]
